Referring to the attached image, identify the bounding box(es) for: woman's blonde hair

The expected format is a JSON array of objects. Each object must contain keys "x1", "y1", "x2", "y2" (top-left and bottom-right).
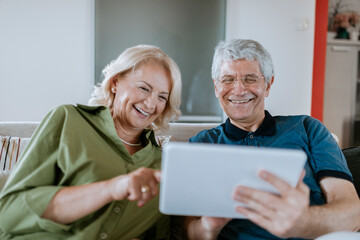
[{"x1": 88, "y1": 44, "x2": 182, "y2": 131}]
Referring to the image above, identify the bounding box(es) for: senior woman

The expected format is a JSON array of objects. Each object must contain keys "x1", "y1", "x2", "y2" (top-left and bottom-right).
[{"x1": 0, "y1": 45, "x2": 181, "y2": 240}]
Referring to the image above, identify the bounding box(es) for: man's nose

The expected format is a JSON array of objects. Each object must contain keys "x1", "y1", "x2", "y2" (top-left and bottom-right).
[{"x1": 232, "y1": 78, "x2": 246, "y2": 92}]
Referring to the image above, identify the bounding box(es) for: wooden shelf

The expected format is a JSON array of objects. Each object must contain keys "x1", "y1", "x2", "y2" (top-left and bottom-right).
[
  {"x1": 328, "y1": 39, "x2": 360, "y2": 47},
  {"x1": 324, "y1": 42, "x2": 360, "y2": 148}
]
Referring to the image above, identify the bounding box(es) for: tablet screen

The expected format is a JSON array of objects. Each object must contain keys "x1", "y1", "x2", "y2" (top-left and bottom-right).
[{"x1": 159, "y1": 142, "x2": 307, "y2": 218}]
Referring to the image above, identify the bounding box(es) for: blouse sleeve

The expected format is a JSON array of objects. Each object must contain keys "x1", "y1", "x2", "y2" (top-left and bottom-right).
[{"x1": 0, "y1": 106, "x2": 72, "y2": 235}]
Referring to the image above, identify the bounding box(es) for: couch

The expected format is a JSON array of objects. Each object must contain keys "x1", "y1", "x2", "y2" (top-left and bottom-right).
[
  {"x1": 1, "y1": 122, "x2": 359, "y2": 195},
  {"x1": 2, "y1": 122, "x2": 359, "y2": 240},
  {"x1": 0, "y1": 121, "x2": 218, "y2": 191}
]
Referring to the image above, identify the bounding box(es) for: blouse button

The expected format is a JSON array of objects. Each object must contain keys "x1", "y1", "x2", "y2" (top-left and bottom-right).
[
  {"x1": 249, "y1": 134, "x2": 254, "y2": 139},
  {"x1": 114, "y1": 207, "x2": 121, "y2": 213},
  {"x1": 100, "y1": 233, "x2": 108, "y2": 239}
]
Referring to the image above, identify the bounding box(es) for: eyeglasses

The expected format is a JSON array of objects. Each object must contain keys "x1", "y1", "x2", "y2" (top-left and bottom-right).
[{"x1": 217, "y1": 74, "x2": 265, "y2": 88}]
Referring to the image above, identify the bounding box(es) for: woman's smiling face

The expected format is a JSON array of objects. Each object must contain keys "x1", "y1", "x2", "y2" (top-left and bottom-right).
[{"x1": 111, "y1": 61, "x2": 171, "y2": 131}]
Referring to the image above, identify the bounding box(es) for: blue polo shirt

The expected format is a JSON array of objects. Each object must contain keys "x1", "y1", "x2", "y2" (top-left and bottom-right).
[{"x1": 189, "y1": 111, "x2": 353, "y2": 240}]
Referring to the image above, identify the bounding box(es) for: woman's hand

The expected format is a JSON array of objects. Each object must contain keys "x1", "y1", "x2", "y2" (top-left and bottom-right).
[{"x1": 107, "y1": 167, "x2": 161, "y2": 207}]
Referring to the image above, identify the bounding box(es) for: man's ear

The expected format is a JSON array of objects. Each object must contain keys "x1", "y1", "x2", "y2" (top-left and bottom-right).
[
  {"x1": 213, "y1": 79, "x2": 219, "y2": 98},
  {"x1": 265, "y1": 76, "x2": 274, "y2": 97}
]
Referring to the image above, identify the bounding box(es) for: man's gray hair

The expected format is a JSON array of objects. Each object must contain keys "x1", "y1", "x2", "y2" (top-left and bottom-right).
[{"x1": 211, "y1": 39, "x2": 274, "y2": 83}]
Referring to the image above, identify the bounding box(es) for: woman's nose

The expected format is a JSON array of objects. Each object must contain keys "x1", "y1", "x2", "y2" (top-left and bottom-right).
[{"x1": 144, "y1": 94, "x2": 157, "y2": 110}]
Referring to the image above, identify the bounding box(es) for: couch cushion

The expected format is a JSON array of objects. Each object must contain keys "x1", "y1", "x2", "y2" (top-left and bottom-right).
[
  {"x1": 342, "y1": 146, "x2": 360, "y2": 196},
  {"x1": 0, "y1": 122, "x2": 39, "y2": 138},
  {"x1": 156, "y1": 123, "x2": 218, "y2": 142},
  {"x1": 315, "y1": 231, "x2": 360, "y2": 240}
]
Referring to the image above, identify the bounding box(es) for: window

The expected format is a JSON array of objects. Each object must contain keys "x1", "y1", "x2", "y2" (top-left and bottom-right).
[{"x1": 95, "y1": 0, "x2": 226, "y2": 122}]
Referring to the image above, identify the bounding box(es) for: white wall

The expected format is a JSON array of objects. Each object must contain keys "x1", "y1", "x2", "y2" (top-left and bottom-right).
[
  {"x1": 0, "y1": 0, "x2": 94, "y2": 121},
  {"x1": 226, "y1": 0, "x2": 315, "y2": 116},
  {"x1": 1, "y1": 0, "x2": 315, "y2": 122}
]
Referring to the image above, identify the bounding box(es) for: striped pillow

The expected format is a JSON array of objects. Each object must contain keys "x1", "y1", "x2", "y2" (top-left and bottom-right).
[{"x1": 0, "y1": 136, "x2": 30, "y2": 191}]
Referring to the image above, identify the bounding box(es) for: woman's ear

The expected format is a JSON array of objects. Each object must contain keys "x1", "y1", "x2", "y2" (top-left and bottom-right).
[
  {"x1": 110, "y1": 76, "x2": 118, "y2": 89},
  {"x1": 110, "y1": 76, "x2": 120, "y2": 94}
]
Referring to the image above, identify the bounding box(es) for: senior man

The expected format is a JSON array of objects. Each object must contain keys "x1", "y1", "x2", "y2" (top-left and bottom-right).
[{"x1": 185, "y1": 39, "x2": 360, "y2": 240}]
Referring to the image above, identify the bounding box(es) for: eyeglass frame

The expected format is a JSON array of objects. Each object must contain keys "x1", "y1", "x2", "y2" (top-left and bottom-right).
[{"x1": 215, "y1": 73, "x2": 265, "y2": 88}]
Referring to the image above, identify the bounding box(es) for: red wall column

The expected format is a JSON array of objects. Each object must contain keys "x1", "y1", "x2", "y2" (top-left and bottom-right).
[{"x1": 311, "y1": 0, "x2": 328, "y2": 121}]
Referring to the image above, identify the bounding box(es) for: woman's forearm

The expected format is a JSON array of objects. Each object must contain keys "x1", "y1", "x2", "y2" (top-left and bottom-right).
[
  {"x1": 42, "y1": 180, "x2": 113, "y2": 224},
  {"x1": 41, "y1": 168, "x2": 161, "y2": 224}
]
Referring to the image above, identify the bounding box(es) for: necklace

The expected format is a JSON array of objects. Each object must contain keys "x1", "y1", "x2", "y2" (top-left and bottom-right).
[{"x1": 118, "y1": 136, "x2": 142, "y2": 147}]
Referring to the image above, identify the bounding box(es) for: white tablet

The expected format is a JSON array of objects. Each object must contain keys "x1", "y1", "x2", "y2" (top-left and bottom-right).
[{"x1": 159, "y1": 142, "x2": 307, "y2": 218}]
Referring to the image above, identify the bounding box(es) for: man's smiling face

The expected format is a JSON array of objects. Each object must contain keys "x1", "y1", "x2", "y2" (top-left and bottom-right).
[{"x1": 214, "y1": 59, "x2": 272, "y2": 129}]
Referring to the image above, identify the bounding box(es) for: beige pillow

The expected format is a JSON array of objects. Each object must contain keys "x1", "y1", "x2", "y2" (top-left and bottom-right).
[{"x1": 0, "y1": 171, "x2": 10, "y2": 191}]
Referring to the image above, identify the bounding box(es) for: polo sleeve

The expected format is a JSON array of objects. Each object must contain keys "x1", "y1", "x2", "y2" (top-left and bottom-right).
[
  {"x1": 0, "y1": 106, "x2": 71, "y2": 235},
  {"x1": 305, "y1": 117, "x2": 353, "y2": 182}
]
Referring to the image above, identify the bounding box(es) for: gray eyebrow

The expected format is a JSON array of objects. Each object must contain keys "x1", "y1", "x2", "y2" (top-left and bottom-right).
[
  {"x1": 243, "y1": 73, "x2": 261, "y2": 77},
  {"x1": 219, "y1": 74, "x2": 235, "y2": 79}
]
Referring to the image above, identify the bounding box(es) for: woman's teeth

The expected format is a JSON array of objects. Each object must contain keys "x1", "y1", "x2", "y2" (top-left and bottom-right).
[{"x1": 135, "y1": 106, "x2": 150, "y2": 116}]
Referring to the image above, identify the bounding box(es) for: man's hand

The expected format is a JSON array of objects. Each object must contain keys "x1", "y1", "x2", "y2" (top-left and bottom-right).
[
  {"x1": 232, "y1": 170, "x2": 311, "y2": 238},
  {"x1": 200, "y1": 217, "x2": 232, "y2": 233}
]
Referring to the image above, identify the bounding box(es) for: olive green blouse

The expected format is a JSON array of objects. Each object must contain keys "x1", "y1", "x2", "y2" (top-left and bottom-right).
[{"x1": 0, "y1": 104, "x2": 169, "y2": 240}]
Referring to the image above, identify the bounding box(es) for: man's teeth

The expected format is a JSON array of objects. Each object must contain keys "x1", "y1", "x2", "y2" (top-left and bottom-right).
[
  {"x1": 135, "y1": 106, "x2": 150, "y2": 116},
  {"x1": 230, "y1": 99, "x2": 251, "y2": 103}
]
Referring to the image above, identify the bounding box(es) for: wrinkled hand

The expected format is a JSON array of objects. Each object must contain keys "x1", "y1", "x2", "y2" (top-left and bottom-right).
[
  {"x1": 200, "y1": 216, "x2": 231, "y2": 233},
  {"x1": 108, "y1": 167, "x2": 161, "y2": 207},
  {"x1": 233, "y1": 170, "x2": 310, "y2": 238},
  {"x1": 185, "y1": 216, "x2": 231, "y2": 239}
]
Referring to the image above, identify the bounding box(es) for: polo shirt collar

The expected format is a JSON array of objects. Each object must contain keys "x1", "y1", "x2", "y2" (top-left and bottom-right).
[{"x1": 224, "y1": 110, "x2": 276, "y2": 140}]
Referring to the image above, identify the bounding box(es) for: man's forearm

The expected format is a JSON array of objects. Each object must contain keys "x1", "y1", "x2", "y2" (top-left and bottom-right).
[
  {"x1": 290, "y1": 178, "x2": 360, "y2": 239},
  {"x1": 300, "y1": 198, "x2": 360, "y2": 239}
]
